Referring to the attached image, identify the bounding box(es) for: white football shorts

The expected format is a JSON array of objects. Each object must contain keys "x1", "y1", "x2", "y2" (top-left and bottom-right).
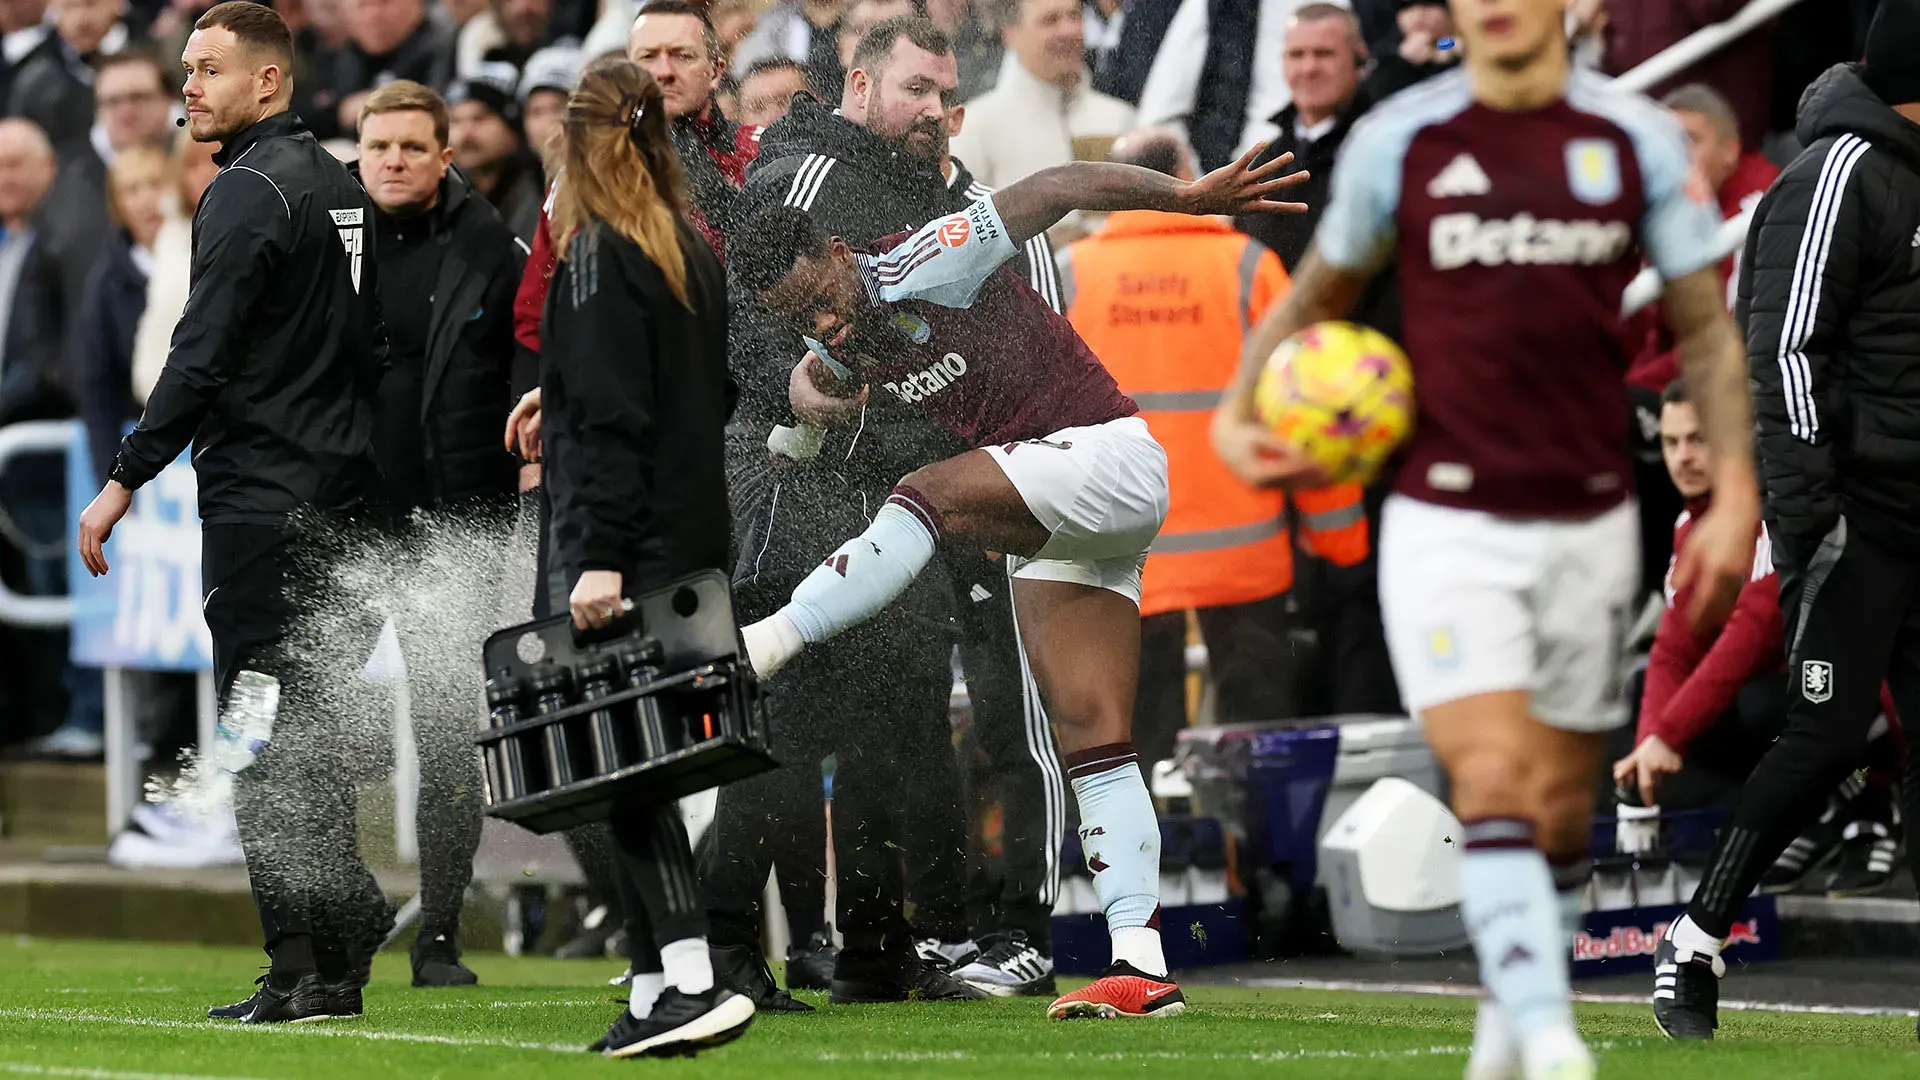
[
  {"x1": 983, "y1": 416, "x2": 1169, "y2": 603},
  {"x1": 1378, "y1": 493, "x2": 1640, "y2": 732}
]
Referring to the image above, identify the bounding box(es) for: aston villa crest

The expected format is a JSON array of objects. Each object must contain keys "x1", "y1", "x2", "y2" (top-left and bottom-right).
[{"x1": 890, "y1": 311, "x2": 932, "y2": 344}]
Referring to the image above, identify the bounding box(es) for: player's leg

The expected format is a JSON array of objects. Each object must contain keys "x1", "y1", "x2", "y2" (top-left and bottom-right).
[
  {"x1": 741, "y1": 450, "x2": 1048, "y2": 676},
  {"x1": 1006, "y1": 575, "x2": 1183, "y2": 1021},
  {"x1": 399, "y1": 603, "x2": 484, "y2": 988},
  {"x1": 1656, "y1": 526, "x2": 1912, "y2": 1039}
]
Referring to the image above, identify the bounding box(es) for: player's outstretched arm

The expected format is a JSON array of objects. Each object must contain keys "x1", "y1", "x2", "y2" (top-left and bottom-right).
[
  {"x1": 991, "y1": 143, "x2": 1310, "y2": 247},
  {"x1": 1211, "y1": 247, "x2": 1371, "y2": 489},
  {"x1": 1665, "y1": 265, "x2": 1761, "y2": 630}
]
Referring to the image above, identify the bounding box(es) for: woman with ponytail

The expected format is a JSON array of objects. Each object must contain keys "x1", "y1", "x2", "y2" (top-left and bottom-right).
[{"x1": 538, "y1": 56, "x2": 749, "y2": 1058}]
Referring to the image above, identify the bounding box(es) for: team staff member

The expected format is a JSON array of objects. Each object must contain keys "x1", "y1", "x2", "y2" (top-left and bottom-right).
[
  {"x1": 352, "y1": 79, "x2": 528, "y2": 990},
  {"x1": 77, "y1": 1, "x2": 390, "y2": 1024},
  {"x1": 504, "y1": 0, "x2": 818, "y2": 1011},
  {"x1": 539, "y1": 58, "x2": 755, "y2": 1060},
  {"x1": 1061, "y1": 126, "x2": 1367, "y2": 766},
  {"x1": 1653, "y1": 9, "x2": 1920, "y2": 1039}
]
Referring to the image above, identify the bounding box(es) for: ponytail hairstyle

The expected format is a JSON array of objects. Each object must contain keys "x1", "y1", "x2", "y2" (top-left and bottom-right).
[{"x1": 549, "y1": 57, "x2": 692, "y2": 307}]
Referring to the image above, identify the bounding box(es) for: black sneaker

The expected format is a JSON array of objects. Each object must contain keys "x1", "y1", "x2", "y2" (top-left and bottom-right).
[
  {"x1": 1826, "y1": 820, "x2": 1899, "y2": 897},
  {"x1": 830, "y1": 952, "x2": 992, "y2": 1004},
  {"x1": 785, "y1": 931, "x2": 837, "y2": 992},
  {"x1": 954, "y1": 931, "x2": 1057, "y2": 997},
  {"x1": 241, "y1": 972, "x2": 334, "y2": 1024},
  {"x1": 712, "y1": 943, "x2": 814, "y2": 1012},
  {"x1": 1652, "y1": 934, "x2": 1725, "y2": 1040},
  {"x1": 1761, "y1": 798, "x2": 1846, "y2": 893},
  {"x1": 411, "y1": 934, "x2": 479, "y2": 988},
  {"x1": 208, "y1": 972, "x2": 270, "y2": 1021},
  {"x1": 600, "y1": 988, "x2": 756, "y2": 1059},
  {"x1": 326, "y1": 980, "x2": 364, "y2": 1018}
]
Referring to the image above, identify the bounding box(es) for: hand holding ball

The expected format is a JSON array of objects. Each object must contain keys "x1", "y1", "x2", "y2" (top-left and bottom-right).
[{"x1": 1253, "y1": 321, "x2": 1414, "y2": 485}]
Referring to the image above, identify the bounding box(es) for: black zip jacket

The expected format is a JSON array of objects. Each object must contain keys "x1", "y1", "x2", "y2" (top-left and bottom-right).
[
  {"x1": 110, "y1": 112, "x2": 385, "y2": 525},
  {"x1": 726, "y1": 93, "x2": 1059, "y2": 583},
  {"x1": 1741, "y1": 65, "x2": 1920, "y2": 559},
  {"x1": 353, "y1": 163, "x2": 526, "y2": 512},
  {"x1": 542, "y1": 219, "x2": 734, "y2": 584}
]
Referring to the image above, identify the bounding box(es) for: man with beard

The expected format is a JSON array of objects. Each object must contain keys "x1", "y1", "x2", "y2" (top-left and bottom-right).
[
  {"x1": 712, "y1": 14, "x2": 1065, "y2": 1005},
  {"x1": 76, "y1": 1, "x2": 390, "y2": 1024}
]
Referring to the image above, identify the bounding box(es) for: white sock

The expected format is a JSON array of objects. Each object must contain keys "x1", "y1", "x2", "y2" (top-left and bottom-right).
[
  {"x1": 1456, "y1": 819, "x2": 1576, "y2": 1042},
  {"x1": 781, "y1": 494, "x2": 939, "y2": 645},
  {"x1": 660, "y1": 937, "x2": 714, "y2": 995},
  {"x1": 741, "y1": 612, "x2": 805, "y2": 677},
  {"x1": 627, "y1": 971, "x2": 665, "y2": 1018},
  {"x1": 1066, "y1": 742, "x2": 1165, "y2": 977},
  {"x1": 1667, "y1": 913, "x2": 1725, "y2": 959},
  {"x1": 1465, "y1": 998, "x2": 1519, "y2": 1080}
]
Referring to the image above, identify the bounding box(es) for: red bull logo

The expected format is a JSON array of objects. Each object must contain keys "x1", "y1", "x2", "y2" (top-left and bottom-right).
[{"x1": 1573, "y1": 918, "x2": 1762, "y2": 963}]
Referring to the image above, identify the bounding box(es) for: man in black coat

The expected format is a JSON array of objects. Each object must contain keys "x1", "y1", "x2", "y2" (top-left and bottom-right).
[
  {"x1": 78, "y1": 3, "x2": 389, "y2": 1024},
  {"x1": 7, "y1": 0, "x2": 120, "y2": 147},
  {"x1": 1652, "y1": 7, "x2": 1920, "y2": 1039},
  {"x1": 299, "y1": 0, "x2": 453, "y2": 140},
  {"x1": 351, "y1": 78, "x2": 527, "y2": 989}
]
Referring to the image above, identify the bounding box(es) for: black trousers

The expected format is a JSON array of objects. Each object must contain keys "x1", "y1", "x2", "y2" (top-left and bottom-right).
[
  {"x1": 1136, "y1": 594, "x2": 1299, "y2": 765},
  {"x1": 610, "y1": 796, "x2": 708, "y2": 972},
  {"x1": 1688, "y1": 519, "x2": 1920, "y2": 934},
  {"x1": 701, "y1": 571, "x2": 951, "y2": 958},
  {"x1": 1605, "y1": 671, "x2": 1787, "y2": 811},
  {"x1": 907, "y1": 550, "x2": 1064, "y2": 946},
  {"x1": 203, "y1": 517, "x2": 388, "y2": 973}
]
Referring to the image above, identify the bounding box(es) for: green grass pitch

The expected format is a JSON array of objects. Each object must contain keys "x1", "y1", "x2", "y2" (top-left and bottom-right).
[{"x1": 0, "y1": 937, "x2": 1913, "y2": 1078}]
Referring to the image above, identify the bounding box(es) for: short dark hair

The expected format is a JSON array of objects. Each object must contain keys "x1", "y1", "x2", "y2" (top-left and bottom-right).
[
  {"x1": 635, "y1": 0, "x2": 721, "y2": 62},
  {"x1": 195, "y1": 2, "x2": 294, "y2": 67},
  {"x1": 851, "y1": 15, "x2": 951, "y2": 75},
  {"x1": 94, "y1": 49, "x2": 168, "y2": 90},
  {"x1": 1660, "y1": 377, "x2": 1691, "y2": 408},
  {"x1": 1108, "y1": 129, "x2": 1187, "y2": 178},
  {"x1": 732, "y1": 204, "x2": 830, "y2": 294}
]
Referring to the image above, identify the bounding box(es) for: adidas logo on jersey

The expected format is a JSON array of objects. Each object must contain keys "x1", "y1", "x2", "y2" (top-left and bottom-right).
[
  {"x1": 1430, "y1": 212, "x2": 1631, "y2": 270},
  {"x1": 1426, "y1": 153, "x2": 1491, "y2": 198},
  {"x1": 881, "y1": 351, "x2": 969, "y2": 404}
]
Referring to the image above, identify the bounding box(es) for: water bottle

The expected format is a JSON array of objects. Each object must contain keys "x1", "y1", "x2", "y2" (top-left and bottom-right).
[
  {"x1": 616, "y1": 640, "x2": 668, "y2": 758},
  {"x1": 215, "y1": 670, "x2": 279, "y2": 774},
  {"x1": 527, "y1": 662, "x2": 581, "y2": 789},
  {"x1": 578, "y1": 655, "x2": 633, "y2": 775},
  {"x1": 484, "y1": 674, "x2": 530, "y2": 801}
]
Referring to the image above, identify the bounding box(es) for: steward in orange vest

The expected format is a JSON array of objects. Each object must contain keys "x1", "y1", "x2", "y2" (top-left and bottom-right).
[{"x1": 1059, "y1": 211, "x2": 1370, "y2": 621}]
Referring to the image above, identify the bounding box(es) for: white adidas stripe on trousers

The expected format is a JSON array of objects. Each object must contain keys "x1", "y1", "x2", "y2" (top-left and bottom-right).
[
  {"x1": 1776, "y1": 133, "x2": 1870, "y2": 441},
  {"x1": 1007, "y1": 564, "x2": 1066, "y2": 908}
]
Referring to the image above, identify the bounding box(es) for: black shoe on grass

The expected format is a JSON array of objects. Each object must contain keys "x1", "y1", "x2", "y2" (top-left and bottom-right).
[
  {"x1": 241, "y1": 972, "x2": 333, "y2": 1024},
  {"x1": 600, "y1": 988, "x2": 756, "y2": 1058}
]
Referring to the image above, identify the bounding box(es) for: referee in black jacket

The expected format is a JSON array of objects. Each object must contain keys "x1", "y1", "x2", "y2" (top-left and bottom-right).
[
  {"x1": 1652, "y1": 4, "x2": 1920, "y2": 1041},
  {"x1": 78, "y1": 2, "x2": 390, "y2": 1024}
]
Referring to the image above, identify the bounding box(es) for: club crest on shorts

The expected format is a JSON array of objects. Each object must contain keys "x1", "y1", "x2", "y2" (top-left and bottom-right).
[
  {"x1": 1564, "y1": 138, "x2": 1621, "y2": 205},
  {"x1": 1427, "y1": 626, "x2": 1459, "y2": 669},
  {"x1": 1802, "y1": 659, "x2": 1834, "y2": 703}
]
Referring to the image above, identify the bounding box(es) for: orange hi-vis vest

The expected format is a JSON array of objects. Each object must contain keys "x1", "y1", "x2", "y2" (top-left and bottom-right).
[{"x1": 1059, "y1": 211, "x2": 1370, "y2": 618}]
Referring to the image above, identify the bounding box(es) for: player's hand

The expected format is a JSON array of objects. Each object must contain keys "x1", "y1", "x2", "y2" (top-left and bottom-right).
[
  {"x1": 570, "y1": 570, "x2": 627, "y2": 632},
  {"x1": 77, "y1": 481, "x2": 133, "y2": 577},
  {"x1": 1182, "y1": 144, "x2": 1310, "y2": 217},
  {"x1": 1613, "y1": 734, "x2": 1684, "y2": 809},
  {"x1": 1672, "y1": 485, "x2": 1758, "y2": 629},
  {"x1": 790, "y1": 352, "x2": 868, "y2": 427},
  {"x1": 505, "y1": 388, "x2": 543, "y2": 461},
  {"x1": 1211, "y1": 413, "x2": 1333, "y2": 489}
]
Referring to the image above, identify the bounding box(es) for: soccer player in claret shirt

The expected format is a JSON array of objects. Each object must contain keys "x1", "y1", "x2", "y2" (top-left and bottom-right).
[
  {"x1": 728, "y1": 148, "x2": 1308, "y2": 1020},
  {"x1": 1211, "y1": 0, "x2": 1759, "y2": 1076}
]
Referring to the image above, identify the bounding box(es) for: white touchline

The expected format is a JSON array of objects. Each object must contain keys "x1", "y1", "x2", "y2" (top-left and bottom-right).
[
  {"x1": 0, "y1": 1063, "x2": 269, "y2": 1080},
  {"x1": 1237, "y1": 978, "x2": 1920, "y2": 1018},
  {"x1": 0, "y1": 1009, "x2": 579, "y2": 1055}
]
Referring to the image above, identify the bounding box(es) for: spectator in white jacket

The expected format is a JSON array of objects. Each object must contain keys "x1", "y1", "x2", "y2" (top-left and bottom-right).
[{"x1": 949, "y1": 0, "x2": 1132, "y2": 242}]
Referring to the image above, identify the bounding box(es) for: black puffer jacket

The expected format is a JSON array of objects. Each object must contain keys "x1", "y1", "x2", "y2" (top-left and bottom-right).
[{"x1": 1740, "y1": 64, "x2": 1920, "y2": 559}]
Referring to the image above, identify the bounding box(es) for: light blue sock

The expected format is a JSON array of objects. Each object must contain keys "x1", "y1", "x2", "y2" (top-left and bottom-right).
[
  {"x1": 1458, "y1": 819, "x2": 1575, "y2": 1040},
  {"x1": 1067, "y1": 742, "x2": 1165, "y2": 974},
  {"x1": 781, "y1": 494, "x2": 937, "y2": 645}
]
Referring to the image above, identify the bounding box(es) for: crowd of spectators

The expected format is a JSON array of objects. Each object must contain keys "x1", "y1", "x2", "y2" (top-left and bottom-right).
[{"x1": 0, "y1": 0, "x2": 1894, "y2": 803}]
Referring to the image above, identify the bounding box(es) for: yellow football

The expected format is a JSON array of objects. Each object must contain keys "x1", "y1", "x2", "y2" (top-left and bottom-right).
[{"x1": 1252, "y1": 320, "x2": 1414, "y2": 485}]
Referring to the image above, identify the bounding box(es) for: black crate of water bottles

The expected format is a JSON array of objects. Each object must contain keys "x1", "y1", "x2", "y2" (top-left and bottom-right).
[{"x1": 474, "y1": 569, "x2": 777, "y2": 834}]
